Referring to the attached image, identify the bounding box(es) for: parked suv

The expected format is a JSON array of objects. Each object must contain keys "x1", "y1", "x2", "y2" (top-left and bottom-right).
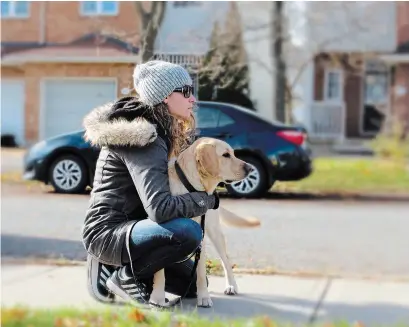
[{"x1": 23, "y1": 101, "x2": 312, "y2": 198}]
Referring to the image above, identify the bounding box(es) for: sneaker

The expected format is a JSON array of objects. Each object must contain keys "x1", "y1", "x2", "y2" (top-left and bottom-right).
[
  {"x1": 86, "y1": 254, "x2": 116, "y2": 303},
  {"x1": 106, "y1": 266, "x2": 153, "y2": 304},
  {"x1": 106, "y1": 268, "x2": 181, "y2": 309}
]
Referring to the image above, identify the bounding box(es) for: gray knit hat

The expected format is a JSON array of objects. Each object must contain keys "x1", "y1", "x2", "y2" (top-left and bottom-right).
[{"x1": 133, "y1": 60, "x2": 193, "y2": 106}]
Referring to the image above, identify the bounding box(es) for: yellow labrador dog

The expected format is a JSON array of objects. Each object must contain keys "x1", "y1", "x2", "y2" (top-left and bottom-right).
[{"x1": 149, "y1": 137, "x2": 261, "y2": 308}]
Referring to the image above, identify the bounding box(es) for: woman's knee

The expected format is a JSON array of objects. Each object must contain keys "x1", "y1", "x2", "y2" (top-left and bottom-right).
[{"x1": 169, "y1": 218, "x2": 202, "y2": 252}]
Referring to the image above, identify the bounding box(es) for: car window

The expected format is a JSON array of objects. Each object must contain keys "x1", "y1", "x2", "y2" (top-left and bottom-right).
[
  {"x1": 195, "y1": 106, "x2": 235, "y2": 129},
  {"x1": 218, "y1": 111, "x2": 235, "y2": 127},
  {"x1": 195, "y1": 107, "x2": 219, "y2": 129}
]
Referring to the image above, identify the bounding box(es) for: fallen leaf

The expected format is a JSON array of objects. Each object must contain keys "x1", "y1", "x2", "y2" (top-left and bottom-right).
[
  {"x1": 128, "y1": 308, "x2": 146, "y2": 323},
  {"x1": 261, "y1": 316, "x2": 277, "y2": 327}
]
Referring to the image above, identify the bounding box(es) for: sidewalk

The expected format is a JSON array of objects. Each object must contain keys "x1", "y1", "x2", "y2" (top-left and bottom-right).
[{"x1": 2, "y1": 263, "x2": 409, "y2": 325}]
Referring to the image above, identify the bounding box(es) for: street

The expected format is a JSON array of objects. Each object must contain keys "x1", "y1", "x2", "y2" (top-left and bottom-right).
[{"x1": 2, "y1": 183, "x2": 409, "y2": 280}]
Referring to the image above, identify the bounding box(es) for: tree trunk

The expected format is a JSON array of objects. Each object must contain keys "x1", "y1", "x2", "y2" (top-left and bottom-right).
[
  {"x1": 134, "y1": 2, "x2": 166, "y2": 63},
  {"x1": 273, "y1": 1, "x2": 286, "y2": 123}
]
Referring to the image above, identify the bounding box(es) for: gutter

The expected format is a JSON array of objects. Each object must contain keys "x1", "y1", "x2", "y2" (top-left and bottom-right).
[{"x1": 1, "y1": 56, "x2": 141, "y2": 66}]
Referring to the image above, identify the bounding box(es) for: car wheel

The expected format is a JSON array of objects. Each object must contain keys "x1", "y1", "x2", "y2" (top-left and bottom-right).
[
  {"x1": 48, "y1": 154, "x2": 88, "y2": 194},
  {"x1": 226, "y1": 155, "x2": 269, "y2": 198}
]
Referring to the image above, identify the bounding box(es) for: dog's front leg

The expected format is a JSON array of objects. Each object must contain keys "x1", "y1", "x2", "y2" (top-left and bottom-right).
[
  {"x1": 196, "y1": 239, "x2": 213, "y2": 308},
  {"x1": 149, "y1": 269, "x2": 167, "y2": 306},
  {"x1": 206, "y1": 210, "x2": 238, "y2": 295}
]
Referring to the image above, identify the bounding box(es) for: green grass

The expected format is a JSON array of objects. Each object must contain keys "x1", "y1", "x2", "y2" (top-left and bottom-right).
[
  {"x1": 206, "y1": 258, "x2": 225, "y2": 276},
  {"x1": 3, "y1": 306, "x2": 408, "y2": 327},
  {"x1": 1, "y1": 171, "x2": 50, "y2": 188},
  {"x1": 274, "y1": 158, "x2": 409, "y2": 195}
]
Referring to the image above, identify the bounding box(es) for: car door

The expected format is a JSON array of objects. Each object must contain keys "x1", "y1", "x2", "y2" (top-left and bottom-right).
[{"x1": 195, "y1": 105, "x2": 236, "y2": 142}]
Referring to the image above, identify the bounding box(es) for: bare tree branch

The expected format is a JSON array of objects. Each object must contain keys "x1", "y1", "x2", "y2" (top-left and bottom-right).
[{"x1": 134, "y1": 1, "x2": 167, "y2": 63}]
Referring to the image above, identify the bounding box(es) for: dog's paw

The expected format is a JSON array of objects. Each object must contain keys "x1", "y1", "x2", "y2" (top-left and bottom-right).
[
  {"x1": 149, "y1": 291, "x2": 167, "y2": 307},
  {"x1": 224, "y1": 284, "x2": 238, "y2": 295},
  {"x1": 197, "y1": 290, "x2": 213, "y2": 308}
]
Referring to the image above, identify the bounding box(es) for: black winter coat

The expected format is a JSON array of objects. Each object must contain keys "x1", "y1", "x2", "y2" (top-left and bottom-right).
[{"x1": 82, "y1": 97, "x2": 216, "y2": 266}]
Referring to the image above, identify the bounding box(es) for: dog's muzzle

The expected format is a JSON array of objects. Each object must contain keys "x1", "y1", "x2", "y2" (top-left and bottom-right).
[{"x1": 244, "y1": 163, "x2": 253, "y2": 176}]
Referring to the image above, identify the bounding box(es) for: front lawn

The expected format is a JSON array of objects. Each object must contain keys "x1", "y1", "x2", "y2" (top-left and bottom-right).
[
  {"x1": 275, "y1": 158, "x2": 409, "y2": 195},
  {"x1": 3, "y1": 306, "x2": 405, "y2": 327}
]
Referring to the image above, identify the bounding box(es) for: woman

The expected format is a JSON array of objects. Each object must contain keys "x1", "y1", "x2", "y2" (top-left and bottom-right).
[{"x1": 82, "y1": 60, "x2": 218, "y2": 307}]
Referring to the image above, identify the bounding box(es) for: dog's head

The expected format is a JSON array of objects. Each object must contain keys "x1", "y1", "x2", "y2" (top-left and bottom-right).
[{"x1": 193, "y1": 138, "x2": 253, "y2": 183}]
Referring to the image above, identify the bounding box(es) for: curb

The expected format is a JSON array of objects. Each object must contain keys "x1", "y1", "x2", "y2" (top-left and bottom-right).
[
  {"x1": 264, "y1": 191, "x2": 409, "y2": 203},
  {"x1": 3, "y1": 257, "x2": 409, "y2": 283},
  {"x1": 216, "y1": 188, "x2": 409, "y2": 203},
  {"x1": 1, "y1": 257, "x2": 86, "y2": 267}
]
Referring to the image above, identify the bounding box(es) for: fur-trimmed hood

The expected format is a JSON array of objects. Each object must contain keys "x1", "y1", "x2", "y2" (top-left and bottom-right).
[{"x1": 83, "y1": 97, "x2": 161, "y2": 148}]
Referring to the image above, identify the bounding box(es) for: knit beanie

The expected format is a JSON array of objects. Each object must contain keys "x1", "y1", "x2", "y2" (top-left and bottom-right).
[{"x1": 133, "y1": 60, "x2": 193, "y2": 106}]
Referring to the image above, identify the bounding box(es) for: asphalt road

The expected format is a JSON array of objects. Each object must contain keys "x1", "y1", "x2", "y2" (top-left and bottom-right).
[{"x1": 2, "y1": 183, "x2": 409, "y2": 279}]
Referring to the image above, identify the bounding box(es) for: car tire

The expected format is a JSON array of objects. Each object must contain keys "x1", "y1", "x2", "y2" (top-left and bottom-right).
[
  {"x1": 226, "y1": 155, "x2": 269, "y2": 198},
  {"x1": 48, "y1": 154, "x2": 88, "y2": 194}
]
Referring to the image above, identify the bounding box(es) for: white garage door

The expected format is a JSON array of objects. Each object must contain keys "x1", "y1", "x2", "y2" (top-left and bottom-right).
[
  {"x1": 1, "y1": 79, "x2": 25, "y2": 146},
  {"x1": 42, "y1": 79, "x2": 117, "y2": 139}
]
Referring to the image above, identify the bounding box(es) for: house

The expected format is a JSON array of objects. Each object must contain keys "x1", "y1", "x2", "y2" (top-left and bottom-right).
[
  {"x1": 1, "y1": 1, "x2": 141, "y2": 147},
  {"x1": 0, "y1": 1, "x2": 232, "y2": 147},
  {"x1": 287, "y1": 1, "x2": 408, "y2": 146},
  {"x1": 153, "y1": 1, "x2": 229, "y2": 103},
  {"x1": 380, "y1": 2, "x2": 409, "y2": 137}
]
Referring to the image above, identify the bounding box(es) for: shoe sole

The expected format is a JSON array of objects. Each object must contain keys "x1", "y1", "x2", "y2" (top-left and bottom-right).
[
  {"x1": 87, "y1": 255, "x2": 115, "y2": 303},
  {"x1": 106, "y1": 273, "x2": 181, "y2": 310}
]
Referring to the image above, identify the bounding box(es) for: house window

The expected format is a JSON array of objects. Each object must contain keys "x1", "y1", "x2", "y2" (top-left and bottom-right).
[
  {"x1": 364, "y1": 61, "x2": 388, "y2": 105},
  {"x1": 1, "y1": 1, "x2": 29, "y2": 18},
  {"x1": 173, "y1": 1, "x2": 202, "y2": 8},
  {"x1": 80, "y1": 1, "x2": 118, "y2": 16},
  {"x1": 364, "y1": 74, "x2": 388, "y2": 104},
  {"x1": 324, "y1": 69, "x2": 343, "y2": 101}
]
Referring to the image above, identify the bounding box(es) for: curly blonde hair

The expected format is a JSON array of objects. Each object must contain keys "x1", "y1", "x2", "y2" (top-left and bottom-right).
[{"x1": 150, "y1": 102, "x2": 197, "y2": 158}]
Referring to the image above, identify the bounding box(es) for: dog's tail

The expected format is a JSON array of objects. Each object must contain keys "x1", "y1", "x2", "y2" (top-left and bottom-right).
[{"x1": 218, "y1": 207, "x2": 261, "y2": 228}]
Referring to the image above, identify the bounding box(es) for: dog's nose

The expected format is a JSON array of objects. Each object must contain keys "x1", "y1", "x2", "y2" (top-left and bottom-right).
[{"x1": 244, "y1": 163, "x2": 253, "y2": 175}]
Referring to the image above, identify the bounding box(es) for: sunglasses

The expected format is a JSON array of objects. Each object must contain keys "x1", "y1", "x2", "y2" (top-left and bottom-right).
[{"x1": 174, "y1": 85, "x2": 194, "y2": 98}]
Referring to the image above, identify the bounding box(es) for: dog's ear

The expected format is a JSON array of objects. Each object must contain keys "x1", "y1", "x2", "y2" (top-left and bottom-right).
[{"x1": 195, "y1": 143, "x2": 219, "y2": 178}]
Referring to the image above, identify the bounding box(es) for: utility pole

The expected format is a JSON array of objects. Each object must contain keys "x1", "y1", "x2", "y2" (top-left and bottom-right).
[{"x1": 273, "y1": 1, "x2": 286, "y2": 123}]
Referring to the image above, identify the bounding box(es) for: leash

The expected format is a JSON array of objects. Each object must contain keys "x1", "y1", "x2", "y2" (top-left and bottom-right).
[
  {"x1": 124, "y1": 161, "x2": 206, "y2": 309},
  {"x1": 174, "y1": 161, "x2": 206, "y2": 299}
]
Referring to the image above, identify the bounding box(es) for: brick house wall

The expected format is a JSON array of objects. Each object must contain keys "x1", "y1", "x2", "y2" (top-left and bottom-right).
[
  {"x1": 397, "y1": 1, "x2": 409, "y2": 45},
  {"x1": 392, "y1": 65, "x2": 409, "y2": 128},
  {"x1": 1, "y1": 1, "x2": 142, "y2": 144},
  {"x1": 391, "y1": 2, "x2": 409, "y2": 132},
  {"x1": 1, "y1": 2, "x2": 42, "y2": 42},
  {"x1": 1, "y1": 1, "x2": 141, "y2": 44}
]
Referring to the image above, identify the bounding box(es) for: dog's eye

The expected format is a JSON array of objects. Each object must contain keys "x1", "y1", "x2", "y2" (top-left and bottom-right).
[{"x1": 222, "y1": 153, "x2": 231, "y2": 158}]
